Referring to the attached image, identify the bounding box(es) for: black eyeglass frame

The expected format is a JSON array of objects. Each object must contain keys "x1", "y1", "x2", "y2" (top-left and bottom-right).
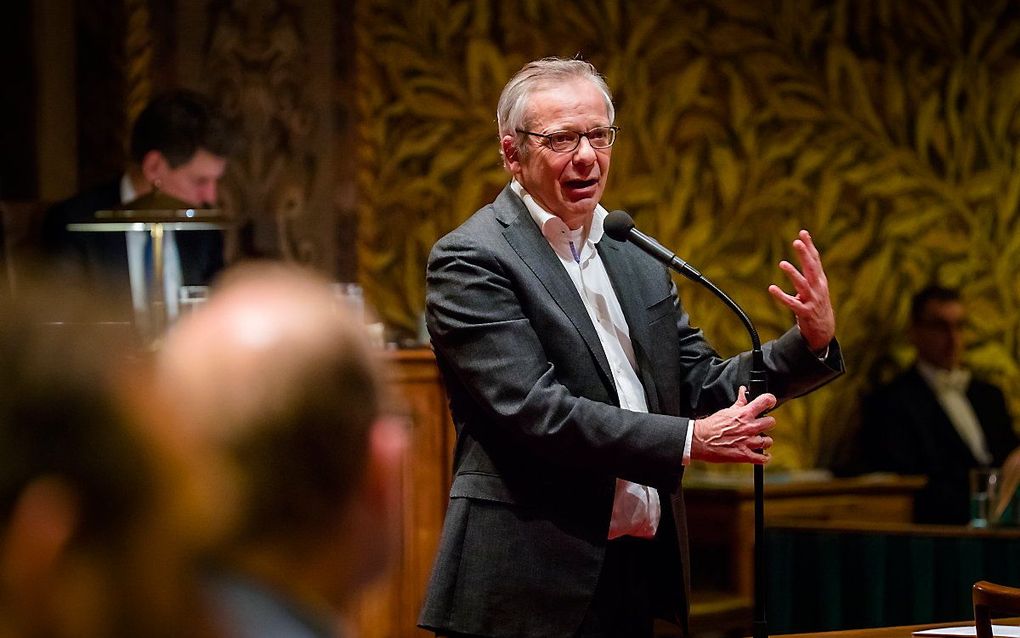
[{"x1": 515, "y1": 126, "x2": 620, "y2": 153}]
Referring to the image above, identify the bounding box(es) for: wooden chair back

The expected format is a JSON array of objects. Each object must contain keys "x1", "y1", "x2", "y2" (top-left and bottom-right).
[{"x1": 973, "y1": 580, "x2": 1020, "y2": 638}]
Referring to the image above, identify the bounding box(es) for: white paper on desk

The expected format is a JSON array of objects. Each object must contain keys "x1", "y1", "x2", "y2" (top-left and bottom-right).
[{"x1": 913, "y1": 625, "x2": 1020, "y2": 637}]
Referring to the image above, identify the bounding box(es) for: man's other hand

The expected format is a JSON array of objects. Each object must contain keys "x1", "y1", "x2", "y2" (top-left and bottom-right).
[
  {"x1": 768, "y1": 229, "x2": 836, "y2": 354},
  {"x1": 691, "y1": 386, "x2": 777, "y2": 464}
]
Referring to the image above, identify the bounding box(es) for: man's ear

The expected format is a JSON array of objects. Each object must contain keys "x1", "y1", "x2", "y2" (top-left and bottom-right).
[
  {"x1": 363, "y1": 416, "x2": 409, "y2": 516},
  {"x1": 337, "y1": 416, "x2": 409, "y2": 588},
  {"x1": 140, "y1": 150, "x2": 170, "y2": 187},
  {"x1": 501, "y1": 135, "x2": 520, "y2": 172},
  {"x1": 1, "y1": 477, "x2": 79, "y2": 602}
]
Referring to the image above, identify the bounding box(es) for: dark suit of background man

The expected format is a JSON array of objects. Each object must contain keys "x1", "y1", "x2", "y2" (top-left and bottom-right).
[
  {"x1": 419, "y1": 57, "x2": 845, "y2": 638},
  {"x1": 862, "y1": 285, "x2": 1019, "y2": 524},
  {"x1": 41, "y1": 89, "x2": 231, "y2": 321}
]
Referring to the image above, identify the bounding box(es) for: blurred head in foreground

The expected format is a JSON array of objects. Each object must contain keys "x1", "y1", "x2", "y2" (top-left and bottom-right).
[
  {"x1": 157, "y1": 263, "x2": 407, "y2": 634},
  {"x1": 0, "y1": 282, "x2": 228, "y2": 638}
]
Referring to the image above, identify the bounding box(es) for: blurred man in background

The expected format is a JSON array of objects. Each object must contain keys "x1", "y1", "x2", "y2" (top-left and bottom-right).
[
  {"x1": 41, "y1": 89, "x2": 232, "y2": 321},
  {"x1": 158, "y1": 263, "x2": 407, "y2": 638},
  {"x1": 862, "y1": 285, "x2": 1019, "y2": 524}
]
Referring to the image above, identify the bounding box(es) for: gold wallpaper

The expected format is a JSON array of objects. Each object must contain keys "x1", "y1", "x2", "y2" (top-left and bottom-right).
[
  {"x1": 356, "y1": 0, "x2": 1020, "y2": 469},
  {"x1": 202, "y1": 0, "x2": 325, "y2": 263}
]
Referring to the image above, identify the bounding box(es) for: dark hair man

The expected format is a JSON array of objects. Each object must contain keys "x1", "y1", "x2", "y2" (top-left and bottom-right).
[
  {"x1": 41, "y1": 89, "x2": 233, "y2": 323},
  {"x1": 862, "y1": 285, "x2": 1019, "y2": 524},
  {"x1": 418, "y1": 57, "x2": 844, "y2": 638}
]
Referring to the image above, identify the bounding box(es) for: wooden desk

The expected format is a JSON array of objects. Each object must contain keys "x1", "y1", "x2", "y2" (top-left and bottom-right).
[
  {"x1": 767, "y1": 521, "x2": 1020, "y2": 634},
  {"x1": 686, "y1": 473, "x2": 926, "y2": 597},
  {"x1": 779, "y1": 618, "x2": 1020, "y2": 638},
  {"x1": 346, "y1": 349, "x2": 454, "y2": 638}
]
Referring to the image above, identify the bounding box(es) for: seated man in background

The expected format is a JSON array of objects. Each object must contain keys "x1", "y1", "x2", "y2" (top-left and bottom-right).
[
  {"x1": 157, "y1": 263, "x2": 408, "y2": 638},
  {"x1": 862, "y1": 285, "x2": 1019, "y2": 524},
  {"x1": 0, "y1": 280, "x2": 230, "y2": 638},
  {"x1": 41, "y1": 89, "x2": 232, "y2": 321}
]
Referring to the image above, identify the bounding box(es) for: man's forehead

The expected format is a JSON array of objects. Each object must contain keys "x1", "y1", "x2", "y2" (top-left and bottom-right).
[
  {"x1": 174, "y1": 149, "x2": 227, "y2": 174},
  {"x1": 525, "y1": 80, "x2": 607, "y2": 121},
  {"x1": 920, "y1": 299, "x2": 965, "y2": 319}
]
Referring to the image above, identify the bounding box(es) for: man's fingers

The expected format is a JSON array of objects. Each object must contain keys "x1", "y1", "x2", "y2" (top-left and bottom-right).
[
  {"x1": 799, "y1": 229, "x2": 821, "y2": 261},
  {"x1": 795, "y1": 231, "x2": 830, "y2": 288},
  {"x1": 752, "y1": 415, "x2": 777, "y2": 433},
  {"x1": 780, "y1": 259, "x2": 810, "y2": 293},
  {"x1": 694, "y1": 391, "x2": 779, "y2": 463},
  {"x1": 792, "y1": 240, "x2": 819, "y2": 280},
  {"x1": 768, "y1": 284, "x2": 797, "y2": 309},
  {"x1": 733, "y1": 385, "x2": 748, "y2": 407},
  {"x1": 795, "y1": 230, "x2": 822, "y2": 267},
  {"x1": 743, "y1": 392, "x2": 777, "y2": 417}
]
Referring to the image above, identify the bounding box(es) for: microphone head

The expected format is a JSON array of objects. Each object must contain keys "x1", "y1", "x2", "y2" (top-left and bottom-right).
[{"x1": 604, "y1": 210, "x2": 635, "y2": 241}]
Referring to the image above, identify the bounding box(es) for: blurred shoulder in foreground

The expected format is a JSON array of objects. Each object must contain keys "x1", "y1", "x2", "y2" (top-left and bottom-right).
[{"x1": 0, "y1": 277, "x2": 232, "y2": 638}]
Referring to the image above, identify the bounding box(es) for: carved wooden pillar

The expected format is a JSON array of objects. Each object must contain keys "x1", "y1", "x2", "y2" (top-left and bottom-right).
[
  {"x1": 123, "y1": 0, "x2": 154, "y2": 127},
  {"x1": 177, "y1": 0, "x2": 336, "y2": 271}
]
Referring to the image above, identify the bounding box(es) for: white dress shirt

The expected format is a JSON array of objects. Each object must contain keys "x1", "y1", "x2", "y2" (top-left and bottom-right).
[
  {"x1": 512, "y1": 181, "x2": 694, "y2": 539},
  {"x1": 122, "y1": 175, "x2": 183, "y2": 319},
  {"x1": 916, "y1": 360, "x2": 992, "y2": 465}
]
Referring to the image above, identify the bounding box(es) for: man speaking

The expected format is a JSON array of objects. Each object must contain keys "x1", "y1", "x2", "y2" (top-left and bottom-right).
[{"x1": 419, "y1": 57, "x2": 844, "y2": 638}]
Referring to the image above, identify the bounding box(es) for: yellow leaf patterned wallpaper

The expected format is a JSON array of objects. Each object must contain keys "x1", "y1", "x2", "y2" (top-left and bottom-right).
[{"x1": 355, "y1": 0, "x2": 1020, "y2": 470}]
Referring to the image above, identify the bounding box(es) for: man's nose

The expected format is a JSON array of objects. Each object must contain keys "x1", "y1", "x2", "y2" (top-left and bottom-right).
[{"x1": 573, "y1": 136, "x2": 597, "y2": 163}]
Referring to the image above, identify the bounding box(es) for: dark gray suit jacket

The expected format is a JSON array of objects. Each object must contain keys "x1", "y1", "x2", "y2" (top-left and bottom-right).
[
  {"x1": 862, "y1": 366, "x2": 1018, "y2": 524},
  {"x1": 419, "y1": 185, "x2": 844, "y2": 637}
]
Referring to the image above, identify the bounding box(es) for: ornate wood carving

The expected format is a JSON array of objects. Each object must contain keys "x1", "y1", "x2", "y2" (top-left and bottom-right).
[
  {"x1": 201, "y1": 0, "x2": 325, "y2": 265},
  {"x1": 123, "y1": 0, "x2": 153, "y2": 127}
]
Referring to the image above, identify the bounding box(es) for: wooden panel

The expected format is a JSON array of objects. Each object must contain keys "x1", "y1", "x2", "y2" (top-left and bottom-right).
[
  {"x1": 347, "y1": 349, "x2": 453, "y2": 638},
  {"x1": 766, "y1": 526, "x2": 1020, "y2": 633},
  {"x1": 686, "y1": 474, "x2": 926, "y2": 599}
]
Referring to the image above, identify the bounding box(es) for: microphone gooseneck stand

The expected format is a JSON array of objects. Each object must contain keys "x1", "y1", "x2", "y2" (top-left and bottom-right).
[{"x1": 603, "y1": 211, "x2": 769, "y2": 638}]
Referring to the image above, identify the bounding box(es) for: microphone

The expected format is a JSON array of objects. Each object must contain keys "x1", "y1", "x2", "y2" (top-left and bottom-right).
[
  {"x1": 605, "y1": 208, "x2": 771, "y2": 638},
  {"x1": 603, "y1": 210, "x2": 704, "y2": 283}
]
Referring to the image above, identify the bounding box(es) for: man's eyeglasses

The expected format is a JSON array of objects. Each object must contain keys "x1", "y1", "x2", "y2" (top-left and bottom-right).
[
  {"x1": 916, "y1": 318, "x2": 966, "y2": 333},
  {"x1": 515, "y1": 126, "x2": 619, "y2": 153}
]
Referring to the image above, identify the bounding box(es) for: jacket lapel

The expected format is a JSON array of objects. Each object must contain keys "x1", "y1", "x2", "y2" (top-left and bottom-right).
[
  {"x1": 494, "y1": 188, "x2": 615, "y2": 391},
  {"x1": 598, "y1": 237, "x2": 663, "y2": 413}
]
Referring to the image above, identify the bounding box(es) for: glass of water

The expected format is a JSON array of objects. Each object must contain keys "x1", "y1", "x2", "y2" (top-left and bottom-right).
[{"x1": 970, "y1": 467, "x2": 1001, "y2": 528}]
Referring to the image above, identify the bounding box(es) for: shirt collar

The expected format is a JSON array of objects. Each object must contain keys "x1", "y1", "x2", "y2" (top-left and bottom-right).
[
  {"x1": 917, "y1": 359, "x2": 971, "y2": 393},
  {"x1": 120, "y1": 173, "x2": 137, "y2": 204},
  {"x1": 510, "y1": 180, "x2": 607, "y2": 250}
]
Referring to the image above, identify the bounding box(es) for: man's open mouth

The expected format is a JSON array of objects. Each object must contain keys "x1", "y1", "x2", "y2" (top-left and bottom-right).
[{"x1": 564, "y1": 178, "x2": 599, "y2": 190}]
